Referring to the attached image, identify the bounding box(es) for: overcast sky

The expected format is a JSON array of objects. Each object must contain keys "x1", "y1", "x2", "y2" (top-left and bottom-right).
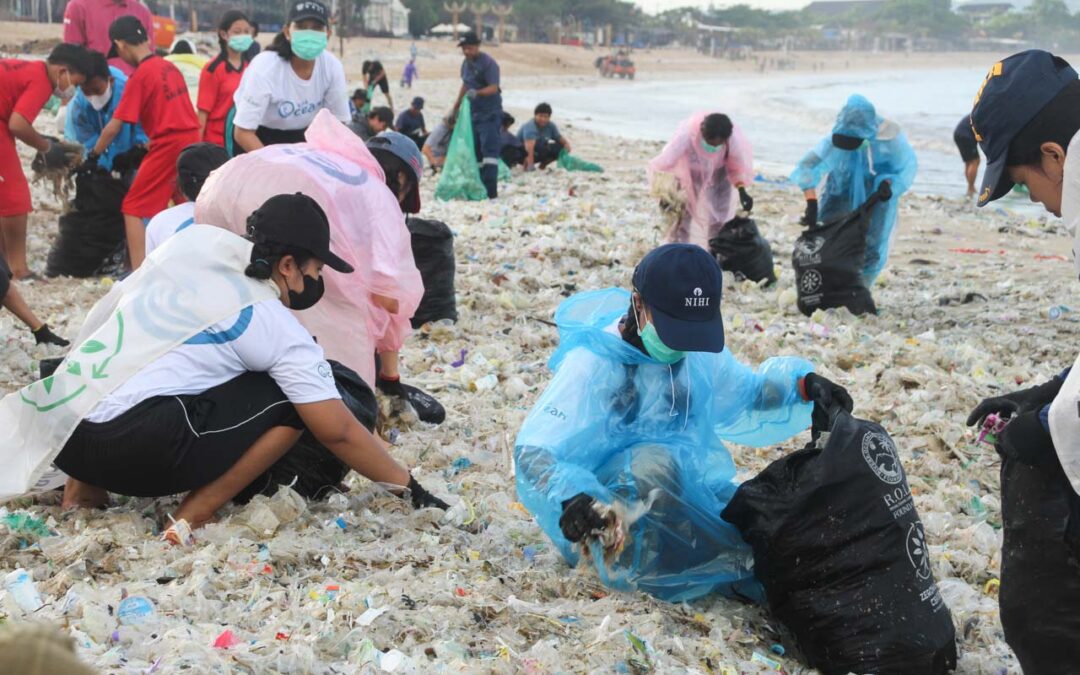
[{"x1": 633, "y1": 0, "x2": 812, "y2": 15}]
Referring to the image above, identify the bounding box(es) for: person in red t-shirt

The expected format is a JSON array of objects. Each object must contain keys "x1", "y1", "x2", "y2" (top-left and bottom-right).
[
  {"x1": 0, "y1": 44, "x2": 91, "y2": 280},
  {"x1": 198, "y1": 10, "x2": 255, "y2": 146},
  {"x1": 62, "y1": 0, "x2": 154, "y2": 76},
  {"x1": 88, "y1": 16, "x2": 199, "y2": 269}
]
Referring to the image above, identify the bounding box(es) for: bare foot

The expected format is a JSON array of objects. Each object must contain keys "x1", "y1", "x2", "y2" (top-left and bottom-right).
[{"x1": 61, "y1": 479, "x2": 108, "y2": 509}]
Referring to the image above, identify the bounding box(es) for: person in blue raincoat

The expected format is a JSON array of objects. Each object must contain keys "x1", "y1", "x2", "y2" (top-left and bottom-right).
[
  {"x1": 791, "y1": 94, "x2": 917, "y2": 285},
  {"x1": 63, "y1": 51, "x2": 147, "y2": 172},
  {"x1": 514, "y1": 244, "x2": 852, "y2": 602}
]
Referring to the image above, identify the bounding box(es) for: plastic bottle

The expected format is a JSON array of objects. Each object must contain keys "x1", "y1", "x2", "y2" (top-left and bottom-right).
[
  {"x1": 1049, "y1": 305, "x2": 1072, "y2": 320},
  {"x1": 4, "y1": 568, "x2": 44, "y2": 612}
]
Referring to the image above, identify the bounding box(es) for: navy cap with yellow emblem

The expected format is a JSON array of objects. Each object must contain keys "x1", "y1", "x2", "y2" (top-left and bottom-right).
[{"x1": 971, "y1": 50, "x2": 1077, "y2": 206}]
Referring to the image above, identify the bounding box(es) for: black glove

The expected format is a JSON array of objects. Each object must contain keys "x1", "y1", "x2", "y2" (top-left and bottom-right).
[
  {"x1": 876, "y1": 180, "x2": 893, "y2": 201},
  {"x1": 966, "y1": 378, "x2": 1064, "y2": 427},
  {"x1": 801, "y1": 198, "x2": 818, "y2": 226},
  {"x1": 111, "y1": 145, "x2": 147, "y2": 176},
  {"x1": 803, "y1": 372, "x2": 854, "y2": 433},
  {"x1": 32, "y1": 324, "x2": 69, "y2": 347},
  {"x1": 406, "y1": 475, "x2": 448, "y2": 510},
  {"x1": 997, "y1": 410, "x2": 1058, "y2": 467},
  {"x1": 559, "y1": 493, "x2": 607, "y2": 543},
  {"x1": 738, "y1": 186, "x2": 753, "y2": 213}
]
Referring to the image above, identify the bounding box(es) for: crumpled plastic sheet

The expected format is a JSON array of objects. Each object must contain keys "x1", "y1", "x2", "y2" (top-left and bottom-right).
[{"x1": 0, "y1": 80, "x2": 1063, "y2": 671}]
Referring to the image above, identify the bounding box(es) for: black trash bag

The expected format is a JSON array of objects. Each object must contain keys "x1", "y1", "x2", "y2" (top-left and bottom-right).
[
  {"x1": 407, "y1": 217, "x2": 458, "y2": 328},
  {"x1": 45, "y1": 168, "x2": 127, "y2": 278},
  {"x1": 235, "y1": 361, "x2": 378, "y2": 502},
  {"x1": 792, "y1": 191, "x2": 885, "y2": 317},
  {"x1": 722, "y1": 408, "x2": 957, "y2": 675},
  {"x1": 999, "y1": 453, "x2": 1080, "y2": 675},
  {"x1": 708, "y1": 215, "x2": 776, "y2": 285}
]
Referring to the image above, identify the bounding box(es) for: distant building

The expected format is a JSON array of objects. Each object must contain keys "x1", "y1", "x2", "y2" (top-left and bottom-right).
[
  {"x1": 804, "y1": 0, "x2": 887, "y2": 19},
  {"x1": 955, "y1": 1, "x2": 1013, "y2": 24},
  {"x1": 363, "y1": 0, "x2": 410, "y2": 37}
]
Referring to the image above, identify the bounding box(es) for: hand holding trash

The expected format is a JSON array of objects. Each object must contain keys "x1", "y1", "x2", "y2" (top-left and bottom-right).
[
  {"x1": 465, "y1": 88, "x2": 478, "y2": 101},
  {"x1": 801, "y1": 198, "x2": 818, "y2": 226},
  {"x1": 560, "y1": 493, "x2": 628, "y2": 561},
  {"x1": 738, "y1": 186, "x2": 754, "y2": 213},
  {"x1": 876, "y1": 179, "x2": 893, "y2": 201},
  {"x1": 32, "y1": 136, "x2": 73, "y2": 172},
  {"x1": 802, "y1": 372, "x2": 853, "y2": 433},
  {"x1": 406, "y1": 475, "x2": 449, "y2": 510},
  {"x1": 996, "y1": 411, "x2": 1058, "y2": 467},
  {"x1": 965, "y1": 378, "x2": 1064, "y2": 427}
]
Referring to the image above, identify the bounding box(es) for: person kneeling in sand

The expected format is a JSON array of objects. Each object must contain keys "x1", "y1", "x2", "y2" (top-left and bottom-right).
[
  {"x1": 514, "y1": 243, "x2": 850, "y2": 601},
  {"x1": 51, "y1": 193, "x2": 446, "y2": 543},
  {"x1": 647, "y1": 112, "x2": 755, "y2": 249},
  {"x1": 422, "y1": 114, "x2": 454, "y2": 174},
  {"x1": 517, "y1": 103, "x2": 570, "y2": 171}
]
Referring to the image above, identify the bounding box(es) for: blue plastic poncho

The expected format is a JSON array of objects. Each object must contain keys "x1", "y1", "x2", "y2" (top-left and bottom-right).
[
  {"x1": 63, "y1": 67, "x2": 148, "y2": 171},
  {"x1": 790, "y1": 94, "x2": 917, "y2": 285},
  {"x1": 514, "y1": 288, "x2": 813, "y2": 602}
]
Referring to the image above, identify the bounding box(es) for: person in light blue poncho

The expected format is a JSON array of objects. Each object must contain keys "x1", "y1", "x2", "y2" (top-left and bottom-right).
[
  {"x1": 791, "y1": 94, "x2": 917, "y2": 285},
  {"x1": 514, "y1": 244, "x2": 852, "y2": 602},
  {"x1": 63, "y1": 51, "x2": 147, "y2": 172}
]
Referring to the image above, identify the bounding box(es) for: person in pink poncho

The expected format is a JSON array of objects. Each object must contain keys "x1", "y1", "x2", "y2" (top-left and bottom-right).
[
  {"x1": 647, "y1": 112, "x2": 755, "y2": 248},
  {"x1": 195, "y1": 110, "x2": 426, "y2": 410}
]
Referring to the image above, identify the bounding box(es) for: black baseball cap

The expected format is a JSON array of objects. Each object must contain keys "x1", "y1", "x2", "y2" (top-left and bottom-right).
[
  {"x1": 412, "y1": 96, "x2": 424, "y2": 109},
  {"x1": 632, "y1": 243, "x2": 724, "y2": 353},
  {"x1": 972, "y1": 50, "x2": 1078, "y2": 206},
  {"x1": 288, "y1": 0, "x2": 329, "y2": 25},
  {"x1": 246, "y1": 193, "x2": 354, "y2": 273},
  {"x1": 458, "y1": 32, "x2": 481, "y2": 47},
  {"x1": 106, "y1": 15, "x2": 148, "y2": 58}
]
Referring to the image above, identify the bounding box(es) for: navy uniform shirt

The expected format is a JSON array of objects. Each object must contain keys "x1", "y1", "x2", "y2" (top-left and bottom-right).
[{"x1": 461, "y1": 52, "x2": 502, "y2": 114}]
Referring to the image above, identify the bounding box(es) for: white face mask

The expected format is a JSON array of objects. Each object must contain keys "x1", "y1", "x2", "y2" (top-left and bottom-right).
[
  {"x1": 55, "y1": 71, "x2": 76, "y2": 102},
  {"x1": 87, "y1": 83, "x2": 112, "y2": 111}
]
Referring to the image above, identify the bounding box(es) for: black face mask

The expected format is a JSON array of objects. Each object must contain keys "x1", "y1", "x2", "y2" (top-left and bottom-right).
[
  {"x1": 831, "y1": 133, "x2": 864, "y2": 151},
  {"x1": 288, "y1": 272, "x2": 324, "y2": 310}
]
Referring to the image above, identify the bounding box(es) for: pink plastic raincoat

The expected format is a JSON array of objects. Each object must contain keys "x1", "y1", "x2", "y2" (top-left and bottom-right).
[
  {"x1": 196, "y1": 110, "x2": 423, "y2": 386},
  {"x1": 647, "y1": 112, "x2": 754, "y2": 249}
]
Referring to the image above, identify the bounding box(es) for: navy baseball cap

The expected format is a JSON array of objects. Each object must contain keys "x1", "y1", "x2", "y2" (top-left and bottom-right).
[
  {"x1": 972, "y1": 50, "x2": 1078, "y2": 206},
  {"x1": 366, "y1": 131, "x2": 423, "y2": 214},
  {"x1": 632, "y1": 243, "x2": 724, "y2": 353},
  {"x1": 412, "y1": 96, "x2": 424, "y2": 109},
  {"x1": 289, "y1": 0, "x2": 329, "y2": 24}
]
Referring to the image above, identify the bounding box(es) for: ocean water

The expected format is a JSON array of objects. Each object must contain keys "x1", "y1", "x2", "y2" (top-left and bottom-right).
[{"x1": 506, "y1": 66, "x2": 1040, "y2": 210}]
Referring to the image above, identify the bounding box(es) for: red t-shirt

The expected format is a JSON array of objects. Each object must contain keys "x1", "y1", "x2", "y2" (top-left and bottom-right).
[
  {"x1": 197, "y1": 55, "x2": 246, "y2": 146},
  {"x1": 112, "y1": 54, "x2": 198, "y2": 140},
  {"x1": 0, "y1": 60, "x2": 53, "y2": 125}
]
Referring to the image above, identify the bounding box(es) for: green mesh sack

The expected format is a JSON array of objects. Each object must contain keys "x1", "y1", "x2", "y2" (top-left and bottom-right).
[
  {"x1": 557, "y1": 148, "x2": 604, "y2": 173},
  {"x1": 435, "y1": 98, "x2": 488, "y2": 201},
  {"x1": 498, "y1": 159, "x2": 512, "y2": 183}
]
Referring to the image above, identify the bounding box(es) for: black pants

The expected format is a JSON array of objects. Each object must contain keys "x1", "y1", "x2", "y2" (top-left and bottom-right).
[
  {"x1": 534, "y1": 139, "x2": 562, "y2": 166},
  {"x1": 501, "y1": 144, "x2": 526, "y2": 168},
  {"x1": 0, "y1": 254, "x2": 10, "y2": 301},
  {"x1": 56, "y1": 372, "x2": 304, "y2": 497}
]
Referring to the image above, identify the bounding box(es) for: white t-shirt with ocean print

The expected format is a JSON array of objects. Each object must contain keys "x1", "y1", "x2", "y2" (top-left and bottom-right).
[
  {"x1": 232, "y1": 50, "x2": 350, "y2": 132},
  {"x1": 86, "y1": 298, "x2": 340, "y2": 422}
]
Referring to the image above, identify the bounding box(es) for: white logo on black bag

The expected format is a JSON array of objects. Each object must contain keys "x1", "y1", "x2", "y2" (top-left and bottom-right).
[
  {"x1": 906, "y1": 521, "x2": 933, "y2": 581},
  {"x1": 794, "y1": 236, "x2": 825, "y2": 264},
  {"x1": 798, "y1": 269, "x2": 823, "y2": 295},
  {"x1": 861, "y1": 430, "x2": 903, "y2": 485}
]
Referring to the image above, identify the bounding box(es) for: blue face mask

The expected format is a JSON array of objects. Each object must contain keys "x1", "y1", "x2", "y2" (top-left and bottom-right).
[
  {"x1": 228, "y1": 34, "x2": 254, "y2": 53},
  {"x1": 290, "y1": 29, "x2": 327, "y2": 61}
]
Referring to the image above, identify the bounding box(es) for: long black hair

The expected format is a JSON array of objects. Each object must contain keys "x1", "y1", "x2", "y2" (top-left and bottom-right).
[{"x1": 268, "y1": 31, "x2": 293, "y2": 60}]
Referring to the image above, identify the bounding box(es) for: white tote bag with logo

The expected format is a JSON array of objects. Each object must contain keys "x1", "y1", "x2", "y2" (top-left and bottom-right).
[
  {"x1": 0, "y1": 225, "x2": 277, "y2": 501},
  {"x1": 1049, "y1": 352, "x2": 1080, "y2": 496}
]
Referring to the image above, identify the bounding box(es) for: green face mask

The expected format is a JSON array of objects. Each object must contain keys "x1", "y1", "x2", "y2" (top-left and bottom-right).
[
  {"x1": 228, "y1": 34, "x2": 254, "y2": 53},
  {"x1": 639, "y1": 322, "x2": 686, "y2": 364},
  {"x1": 700, "y1": 139, "x2": 722, "y2": 154},
  {"x1": 290, "y1": 29, "x2": 328, "y2": 61}
]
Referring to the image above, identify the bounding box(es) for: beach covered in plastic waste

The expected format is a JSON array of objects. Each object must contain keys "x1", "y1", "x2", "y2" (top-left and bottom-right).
[{"x1": 2, "y1": 75, "x2": 1074, "y2": 673}]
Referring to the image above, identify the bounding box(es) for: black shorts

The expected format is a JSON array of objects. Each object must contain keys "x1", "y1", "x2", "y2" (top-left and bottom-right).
[
  {"x1": 954, "y1": 130, "x2": 979, "y2": 163},
  {"x1": 55, "y1": 372, "x2": 304, "y2": 497},
  {"x1": 373, "y1": 76, "x2": 390, "y2": 94},
  {"x1": 0, "y1": 254, "x2": 10, "y2": 300}
]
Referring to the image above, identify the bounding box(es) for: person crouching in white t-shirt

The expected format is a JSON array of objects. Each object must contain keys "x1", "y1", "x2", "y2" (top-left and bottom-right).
[
  {"x1": 145, "y1": 142, "x2": 229, "y2": 255},
  {"x1": 230, "y1": 0, "x2": 349, "y2": 152},
  {"x1": 56, "y1": 192, "x2": 448, "y2": 545}
]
